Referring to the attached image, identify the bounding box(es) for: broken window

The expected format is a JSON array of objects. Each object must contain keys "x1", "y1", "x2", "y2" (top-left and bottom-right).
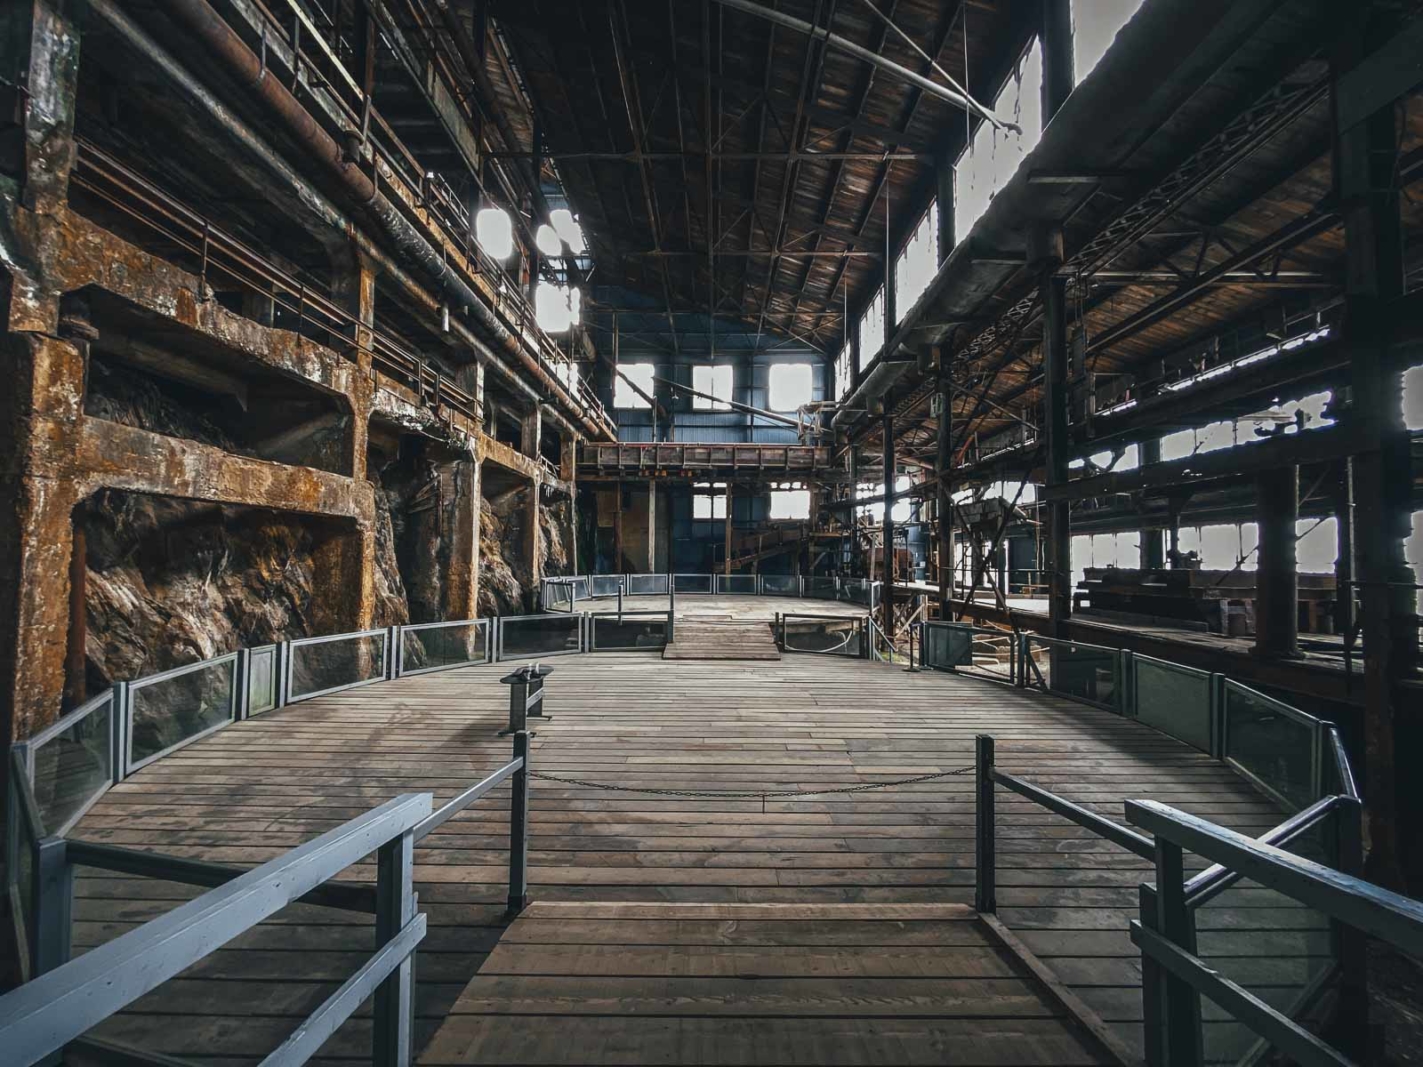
[
  {"x1": 894, "y1": 202, "x2": 939, "y2": 317},
  {"x1": 1072, "y1": 0, "x2": 1146, "y2": 84},
  {"x1": 957, "y1": 38, "x2": 1043, "y2": 237},
  {"x1": 615, "y1": 362, "x2": 655, "y2": 409},
  {"x1": 769, "y1": 363, "x2": 813, "y2": 411},
  {"x1": 693, "y1": 482, "x2": 727, "y2": 520},
  {"x1": 692, "y1": 364, "x2": 733, "y2": 410},
  {"x1": 857, "y1": 287, "x2": 885, "y2": 367},
  {"x1": 770, "y1": 483, "x2": 810, "y2": 520}
]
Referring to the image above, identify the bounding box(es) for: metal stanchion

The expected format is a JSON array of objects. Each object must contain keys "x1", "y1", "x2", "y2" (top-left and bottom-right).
[{"x1": 499, "y1": 664, "x2": 554, "y2": 735}]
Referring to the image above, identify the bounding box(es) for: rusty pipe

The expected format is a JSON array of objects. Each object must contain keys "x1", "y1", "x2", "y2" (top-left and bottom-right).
[{"x1": 95, "y1": 0, "x2": 606, "y2": 440}]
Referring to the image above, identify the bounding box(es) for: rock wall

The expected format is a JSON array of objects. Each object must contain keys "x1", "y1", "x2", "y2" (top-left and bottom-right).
[{"x1": 478, "y1": 490, "x2": 527, "y2": 617}]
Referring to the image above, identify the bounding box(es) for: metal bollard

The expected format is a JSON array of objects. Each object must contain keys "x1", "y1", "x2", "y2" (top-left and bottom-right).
[
  {"x1": 974, "y1": 735, "x2": 996, "y2": 914},
  {"x1": 499, "y1": 664, "x2": 553, "y2": 735},
  {"x1": 506, "y1": 730, "x2": 530, "y2": 917}
]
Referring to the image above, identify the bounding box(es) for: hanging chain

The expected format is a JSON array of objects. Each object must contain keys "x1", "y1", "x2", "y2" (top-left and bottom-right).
[{"x1": 527, "y1": 766, "x2": 974, "y2": 800}]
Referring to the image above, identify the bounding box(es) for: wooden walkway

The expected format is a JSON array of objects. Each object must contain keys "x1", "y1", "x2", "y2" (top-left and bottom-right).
[
  {"x1": 68, "y1": 652, "x2": 1313, "y2": 1064},
  {"x1": 420, "y1": 901, "x2": 1111, "y2": 1065},
  {"x1": 663, "y1": 620, "x2": 782, "y2": 660}
]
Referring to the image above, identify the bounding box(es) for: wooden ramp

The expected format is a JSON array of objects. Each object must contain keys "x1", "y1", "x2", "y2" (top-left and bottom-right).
[
  {"x1": 663, "y1": 620, "x2": 781, "y2": 660},
  {"x1": 419, "y1": 901, "x2": 1115, "y2": 1066}
]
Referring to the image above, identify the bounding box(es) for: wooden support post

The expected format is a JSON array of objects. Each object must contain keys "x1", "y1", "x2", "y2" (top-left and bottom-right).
[{"x1": 975, "y1": 735, "x2": 996, "y2": 914}]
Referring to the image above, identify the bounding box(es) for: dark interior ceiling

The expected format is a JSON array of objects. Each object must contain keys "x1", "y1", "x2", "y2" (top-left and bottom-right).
[{"x1": 490, "y1": 0, "x2": 1035, "y2": 348}]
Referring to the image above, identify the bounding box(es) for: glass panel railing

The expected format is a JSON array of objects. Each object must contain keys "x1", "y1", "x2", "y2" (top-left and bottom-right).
[
  {"x1": 542, "y1": 580, "x2": 575, "y2": 612},
  {"x1": 760, "y1": 574, "x2": 800, "y2": 596},
  {"x1": 127, "y1": 654, "x2": 239, "y2": 769},
  {"x1": 802, "y1": 576, "x2": 838, "y2": 600},
  {"x1": 779, "y1": 614, "x2": 864, "y2": 657},
  {"x1": 587, "y1": 574, "x2": 624, "y2": 598},
  {"x1": 717, "y1": 574, "x2": 757, "y2": 595},
  {"x1": 286, "y1": 631, "x2": 388, "y2": 705},
  {"x1": 6, "y1": 752, "x2": 40, "y2": 981},
  {"x1": 1133, "y1": 655, "x2": 1214, "y2": 754},
  {"x1": 1023, "y1": 636, "x2": 1123, "y2": 712},
  {"x1": 498, "y1": 614, "x2": 582, "y2": 659},
  {"x1": 839, "y1": 579, "x2": 874, "y2": 607},
  {"x1": 245, "y1": 644, "x2": 280, "y2": 716},
  {"x1": 29, "y1": 691, "x2": 113, "y2": 836},
  {"x1": 1222, "y1": 680, "x2": 1319, "y2": 811},
  {"x1": 399, "y1": 620, "x2": 489, "y2": 676},
  {"x1": 922, "y1": 623, "x2": 1015, "y2": 683},
  {"x1": 590, "y1": 613, "x2": 670, "y2": 651},
  {"x1": 672, "y1": 573, "x2": 713, "y2": 594},
  {"x1": 626, "y1": 573, "x2": 669, "y2": 596}
]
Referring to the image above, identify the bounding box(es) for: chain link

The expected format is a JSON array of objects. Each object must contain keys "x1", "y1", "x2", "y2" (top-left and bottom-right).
[{"x1": 527, "y1": 766, "x2": 973, "y2": 800}]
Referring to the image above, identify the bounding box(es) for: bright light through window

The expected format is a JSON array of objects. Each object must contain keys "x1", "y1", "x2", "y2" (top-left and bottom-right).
[
  {"x1": 692, "y1": 364, "x2": 733, "y2": 410},
  {"x1": 615, "y1": 362, "x2": 654, "y2": 409},
  {"x1": 535, "y1": 223, "x2": 563, "y2": 257},
  {"x1": 770, "y1": 484, "x2": 810, "y2": 520},
  {"x1": 957, "y1": 38, "x2": 1042, "y2": 237},
  {"x1": 858, "y1": 478, "x2": 911, "y2": 523},
  {"x1": 894, "y1": 202, "x2": 939, "y2": 317},
  {"x1": 835, "y1": 345, "x2": 852, "y2": 399},
  {"x1": 548, "y1": 208, "x2": 587, "y2": 254},
  {"x1": 693, "y1": 482, "x2": 727, "y2": 520},
  {"x1": 475, "y1": 207, "x2": 514, "y2": 261},
  {"x1": 536, "y1": 282, "x2": 581, "y2": 332},
  {"x1": 1403, "y1": 364, "x2": 1423, "y2": 430},
  {"x1": 857, "y1": 287, "x2": 885, "y2": 367},
  {"x1": 769, "y1": 363, "x2": 813, "y2": 411},
  {"x1": 1072, "y1": 0, "x2": 1145, "y2": 84}
]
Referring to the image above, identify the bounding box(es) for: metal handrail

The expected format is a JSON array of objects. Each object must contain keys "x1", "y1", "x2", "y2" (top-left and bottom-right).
[{"x1": 0, "y1": 793, "x2": 433, "y2": 1067}]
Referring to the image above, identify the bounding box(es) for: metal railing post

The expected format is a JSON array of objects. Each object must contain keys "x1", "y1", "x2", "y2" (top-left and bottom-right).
[
  {"x1": 507, "y1": 730, "x2": 530, "y2": 917},
  {"x1": 372, "y1": 823, "x2": 416, "y2": 1067},
  {"x1": 1152, "y1": 835, "x2": 1203, "y2": 1065},
  {"x1": 975, "y1": 735, "x2": 996, "y2": 914},
  {"x1": 33, "y1": 838, "x2": 73, "y2": 980},
  {"x1": 234, "y1": 648, "x2": 251, "y2": 722},
  {"x1": 110, "y1": 682, "x2": 127, "y2": 783},
  {"x1": 1333, "y1": 795, "x2": 1371, "y2": 1059},
  {"x1": 1138, "y1": 882, "x2": 1166, "y2": 1067}
]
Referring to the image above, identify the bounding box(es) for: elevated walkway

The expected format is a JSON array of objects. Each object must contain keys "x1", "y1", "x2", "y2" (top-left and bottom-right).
[
  {"x1": 662, "y1": 620, "x2": 782, "y2": 660},
  {"x1": 420, "y1": 901, "x2": 1113, "y2": 1065}
]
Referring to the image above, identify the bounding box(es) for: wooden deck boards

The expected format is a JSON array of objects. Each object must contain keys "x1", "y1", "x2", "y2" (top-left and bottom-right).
[
  {"x1": 662, "y1": 620, "x2": 782, "y2": 660},
  {"x1": 69, "y1": 652, "x2": 1312, "y2": 1065}
]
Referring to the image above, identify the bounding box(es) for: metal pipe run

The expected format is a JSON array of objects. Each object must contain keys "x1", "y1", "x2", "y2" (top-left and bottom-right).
[
  {"x1": 650, "y1": 374, "x2": 801, "y2": 428},
  {"x1": 110, "y1": 0, "x2": 605, "y2": 440}
]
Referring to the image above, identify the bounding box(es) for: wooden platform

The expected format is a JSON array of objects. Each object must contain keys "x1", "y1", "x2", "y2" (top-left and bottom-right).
[
  {"x1": 68, "y1": 653, "x2": 1315, "y2": 1064},
  {"x1": 663, "y1": 620, "x2": 782, "y2": 660},
  {"x1": 419, "y1": 901, "x2": 1112, "y2": 1066}
]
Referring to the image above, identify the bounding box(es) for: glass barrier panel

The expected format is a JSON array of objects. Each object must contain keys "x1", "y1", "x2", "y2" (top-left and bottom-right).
[
  {"x1": 128, "y1": 655, "x2": 238, "y2": 767},
  {"x1": 1025, "y1": 637, "x2": 1121, "y2": 710},
  {"x1": 1133, "y1": 656, "x2": 1213, "y2": 754},
  {"x1": 626, "y1": 573, "x2": 669, "y2": 596},
  {"x1": 587, "y1": 574, "x2": 624, "y2": 598},
  {"x1": 1222, "y1": 681, "x2": 1318, "y2": 811},
  {"x1": 922, "y1": 623, "x2": 973, "y2": 670},
  {"x1": 287, "y1": 632, "x2": 387, "y2": 704},
  {"x1": 7, "y1": 770, "x2": 38, "y2": 980},
  {"x1": 542, "y1": 581, "x2": 574, "y2": 612},
  {"x1": 761, "y1": 574, "x2": 799, "y2": 596},
  {"x1": 31, "y1": 692, "x2": 112, "y2": 834},
  {"x1": 803, "y1": 576, "x2": 838, "y2": 600},
  {"x1": 246, "y1": 645, "x2": 279, "y2": 715},
  {"x1": 500, "y1": 614, "x2": 582, "y2": 659},
  {"x1": 401, "y1": 621, "x2": 488, "y2": 675},
  {"x1": 840, "y1": 580, "x2": 873, "y2": 607},
  {"x1": 717, "y1": 574, "x2": 757, "y2": 595},
  {"x1": 1193, "y1": 819, "x2": 1335, "y2": 1063},
  {"x1": 592, "y1": 614, "x2": 669, "y2": 650},
  {"x1": 570, "y1": 577, "x2": 589, "y2": 601},
  {"x1": 960, "y1": 629, "x2": 1016, "y2": 683},
  {"x1": 673, "y1": 573, "x2": 713, "y2": 594},
  {"x1": 781, "y1": 616, "x2": 864, "y2": 657}
]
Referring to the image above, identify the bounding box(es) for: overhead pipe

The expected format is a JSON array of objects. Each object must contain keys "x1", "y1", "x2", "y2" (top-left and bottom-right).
[
  {"x1": 709, "y1": 0, "x2": 1012, "y2": 128},
  {"x1": 651, "y1": 374, "x2": 802, "y2": 428},
  {"x1": 116, "y1": 0, "x2": 605, "y2": 439}
]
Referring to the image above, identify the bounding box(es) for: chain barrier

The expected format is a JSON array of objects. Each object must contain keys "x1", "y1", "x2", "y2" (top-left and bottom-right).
[{"x1": 527, "y1": 766, "x2": 974, "y2": 813}]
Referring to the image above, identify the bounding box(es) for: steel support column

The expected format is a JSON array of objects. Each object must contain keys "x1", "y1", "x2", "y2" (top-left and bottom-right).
[
  {"x1": 1041, "y1": 246, "x2": 1071, "y2": 638},
  {"x1": 1333, "y1": 6, "x2": 1419, "y2": 887},
  {"x1": 1254, "y1": 466, "x2": 1300, "y2": 659},
  {"x1": 882, "y1": 412, "x2": 895, "y2": 638},
  {"x1": 936, "y1": 357, "x2": 954, "y2": 613},
  {"x1": 1139, "y1": 439, "x2": 1167, "y2": 570}
]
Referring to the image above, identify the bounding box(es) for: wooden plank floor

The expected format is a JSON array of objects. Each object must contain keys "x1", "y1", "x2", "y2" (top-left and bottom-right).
[
  {"x1": 68, "y1": 652, "x2": 1316, "y2": 1064},
  {"x1": 663, "y1": 620, "x2": 782, "y2": 660},
  {"x1": 419, "y1": 901, "x2": 1110, "y2": 1066}
]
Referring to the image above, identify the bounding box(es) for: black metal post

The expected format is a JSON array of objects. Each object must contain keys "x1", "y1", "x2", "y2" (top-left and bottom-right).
[
  {"x1": 1254, "y1": 466, "x2": 1300, "y2": 659},
  {"x1": 881, "y1": 411, "x2": 895, "y2": 639},
  {"x1": 975, "y1": 735, "x2": 996, "y2": 914},
  {"x1": 1138, "y1": 882, "x2": 1166, "y2": 1067},
  {"x1": 1152, "y1": 837, "x2": 1203, "y2": 1065},
  {"x1": 507, "y1": 730, "x2": 530, "y2": 917},
  {"x1": 372, "y1": 826, "x2": 415, "y2": 1067},
  {"x1": 1334, "y1": 795, "x2": 1371, "y2": 1058}
]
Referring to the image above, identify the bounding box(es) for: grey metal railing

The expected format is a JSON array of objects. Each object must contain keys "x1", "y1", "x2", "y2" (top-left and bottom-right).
[
  {"x1": 775, "y1": 612, "x2": 869, "y2": 658},
  {"x1": 974, "y1": 730, "x2": 1372, "y2": 1067},
  {"x1": 540, "y1": 572, "x2": 883, "y2": 610},
  {"x1": 0, "y1": 732, "x2": 533, "y2": 1067}
]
